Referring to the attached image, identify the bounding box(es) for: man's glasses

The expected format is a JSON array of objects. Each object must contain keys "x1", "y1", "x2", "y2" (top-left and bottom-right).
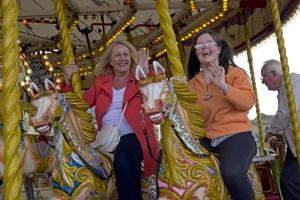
[{"x1": 194, "y1": 41, "x2": 217, "y2": 50}]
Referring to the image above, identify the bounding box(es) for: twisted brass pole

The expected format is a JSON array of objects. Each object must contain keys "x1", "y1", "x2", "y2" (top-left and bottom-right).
[
  {"x1": 244, "y1": 25, "x2": 266, "y2": 156},
  {"x1": 1, "y1": 0, "x2": 22, "y2": 199},
  {"x1": 54, "y1": 0, "x2": 95, "y2": 142},
  {"x1": 156, "y1": 0, "x2": 185, "y2": 77},
  {"x1": 53, "y1": 0, "x2": 83, "y2": 100},
  {"x1": 268, "y1": 0, "x2": 300, "y2": 166}
]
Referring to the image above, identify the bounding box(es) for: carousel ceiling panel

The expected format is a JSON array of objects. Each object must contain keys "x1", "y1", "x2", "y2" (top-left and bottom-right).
[
  {"x1": 0, "y1": 0, "x2": 299, "y2": 65},
  {"x1": 216, "y1": 0, "x2": 300, "y2": 53},
  {"x1": 18, "y1": 0, "x2": 55, "y2": 10}
]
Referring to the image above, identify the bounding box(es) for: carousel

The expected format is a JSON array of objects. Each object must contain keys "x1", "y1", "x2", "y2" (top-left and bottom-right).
[{"x1": 0, "y1": 0, "x2": 299, "y2": 199}]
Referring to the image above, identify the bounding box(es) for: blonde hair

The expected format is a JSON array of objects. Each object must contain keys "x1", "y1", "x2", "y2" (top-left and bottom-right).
[
  {"x1": 94, "y1": 40, "x2": 138, "y2": 76},
  {"x1": 261, "y1": 59, "x2": 283, "y2": 75}
]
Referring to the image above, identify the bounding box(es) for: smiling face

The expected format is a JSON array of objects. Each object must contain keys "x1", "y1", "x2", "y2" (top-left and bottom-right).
[
  {"x1": 195, "y1": 33, "x2": 221, "y2": 67},
  {"x1": 109, "y1": 44, "x2": 132, "y2": 75}
]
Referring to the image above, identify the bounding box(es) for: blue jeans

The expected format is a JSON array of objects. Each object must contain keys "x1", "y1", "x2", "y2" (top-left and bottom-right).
[
  {"x1": 114, "y1": 134, "x2": 143, "y2": 200},
  {"x1": 200, "y1": 131, "x2": 257, "y2": 200}
]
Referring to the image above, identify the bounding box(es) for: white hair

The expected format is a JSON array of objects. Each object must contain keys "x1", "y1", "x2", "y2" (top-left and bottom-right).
[{"x1": 261, "y1": 59, "x2": 283, "y2": 75}]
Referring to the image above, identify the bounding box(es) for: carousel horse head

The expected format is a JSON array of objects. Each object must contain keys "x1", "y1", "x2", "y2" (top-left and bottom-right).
[
  {"x1": 30, "y1": 79, "x2": 60, "y2": 136},
  {"x1": 135, "y1": 61, "x2": 170, "y2": 125}
]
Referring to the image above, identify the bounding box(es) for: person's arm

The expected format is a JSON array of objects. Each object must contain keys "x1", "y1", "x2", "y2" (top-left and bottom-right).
[
  {"x1": 61, "y1": 63, "x2": 97, "y2": 107},
  {"x1": 137, "y1": 49, "x2": 150, "y2": 74},
  {"x1": 270, "y1": 109, "x2": 290, "y2": 133},
  {"x1": 60, "y1": 80, "x2": 97, "y2": 107},
  {"x1": 224, "y1": 68, "x2": 255, "y2": 111},
  {"x1": 60, "y1": 64, "x2": 79, "y2": 92},
  {"x1": 271, "y1": 84, "x2": 290, "y2": 133},
  {"x1": 60, "y1": 80, "x2": 73, "y2": 92},
  {"x1": 271, "y1": 74, "x2": 300, "y2": 133},
  {"x1": 83, "y1": 82, "x2": 97, "y2": 107}
]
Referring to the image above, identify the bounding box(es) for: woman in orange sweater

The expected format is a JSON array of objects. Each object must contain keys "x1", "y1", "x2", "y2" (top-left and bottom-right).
[{"x1": 187, "y1": 29, "x2": 256, "y2": 200}]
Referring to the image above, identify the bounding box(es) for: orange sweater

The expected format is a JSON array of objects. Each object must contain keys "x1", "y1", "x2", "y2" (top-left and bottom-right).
[{"x1": 187, "y1": 66, "x2": 255, "y2": 139}]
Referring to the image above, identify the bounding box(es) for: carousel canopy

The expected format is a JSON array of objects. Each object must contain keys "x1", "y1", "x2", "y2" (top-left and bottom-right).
[{"x1": 0, "y1": 0, "x2": 299, "y2": 71}]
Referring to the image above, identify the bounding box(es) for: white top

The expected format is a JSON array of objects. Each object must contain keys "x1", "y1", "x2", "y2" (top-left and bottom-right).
[
  {"x1": 102, "y1": 87, "x2": 134, "y2": 136},
  {"x1": 271, "y1": 73, "x2": 300, "y2": 157}
]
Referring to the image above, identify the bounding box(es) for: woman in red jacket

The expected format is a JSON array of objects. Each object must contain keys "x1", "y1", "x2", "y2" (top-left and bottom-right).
[{"x1": 63, "y1": 40, "x2": 158, "y2": 200}]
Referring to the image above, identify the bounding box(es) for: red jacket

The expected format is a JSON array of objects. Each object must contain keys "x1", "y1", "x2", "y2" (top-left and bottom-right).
[{"x1": 62, "y1": 73, "x2": 159, "y2": 177}]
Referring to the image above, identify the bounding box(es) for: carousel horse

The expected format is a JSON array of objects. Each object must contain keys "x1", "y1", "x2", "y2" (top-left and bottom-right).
[
  {"x1": 29, "y1": 79, "x2": 157, "y2": 200},
  {"x1": 28, "y1": 79, "x2": 116, "y2": 200},
  {"x1": 135, "y1": 61, "x2": 265, "y2": 200},
  {"x1": 0, "y1": 97, "x2": 56, "y2": 199}
]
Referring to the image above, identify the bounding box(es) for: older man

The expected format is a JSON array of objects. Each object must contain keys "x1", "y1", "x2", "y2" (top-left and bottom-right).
[{"x1": 261, "y1": 59, "x2": 300, "y2": 200}]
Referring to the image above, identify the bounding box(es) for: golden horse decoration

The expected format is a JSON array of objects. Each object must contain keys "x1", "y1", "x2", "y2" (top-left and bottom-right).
[{"x1": 135, "y1": 61, "x2": 265, "y2": 200}]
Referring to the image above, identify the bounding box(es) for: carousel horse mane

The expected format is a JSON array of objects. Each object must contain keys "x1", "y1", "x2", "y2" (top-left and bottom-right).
[
  {"x1": 170, "y1": 79, "x2": 205, "y2": 141},
  {"x1": 63, "y1": 92, "x2": 96, "y2": 143}
]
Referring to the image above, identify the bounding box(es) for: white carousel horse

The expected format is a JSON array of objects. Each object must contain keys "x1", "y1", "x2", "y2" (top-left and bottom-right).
[
  {"x1": 135, "y1": 61, "x2": 265, "y2": 200},
  {"x1": 0, "y1": 94, "x2": 56, "y2": 199},
  {"x1": 28, "y1": 79, "x2": 115, "y2": 200}
]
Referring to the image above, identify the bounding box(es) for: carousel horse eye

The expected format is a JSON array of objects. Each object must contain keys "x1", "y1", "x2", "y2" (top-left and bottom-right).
[{"x1": 43, "y1": 115, "x2": 50, "y2": 121}]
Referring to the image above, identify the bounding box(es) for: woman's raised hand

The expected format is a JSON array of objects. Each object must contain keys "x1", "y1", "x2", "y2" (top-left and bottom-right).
[
  {"x1": 137, "y1": 49, "x2": 149, "y2": 74},
  {"x1": 207, "y1": 63, "x2": 228, "y2": 94},
  {"x1": 64, "y1": 63, "x2": 79, "y2": 85},
  {"x1": 201, "y1": 69, "x2": 213, "y2": 86}
]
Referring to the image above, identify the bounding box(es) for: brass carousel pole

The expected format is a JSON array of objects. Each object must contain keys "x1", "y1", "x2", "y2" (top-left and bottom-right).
[
  {"x1": 244, "y1": 22, "x2": 285, "y2": 199},
  {"x1": 1, "y1": 0, "x2": 23, "y2": 199},
  {"x1": 244, "y1": 24, "x2": 266, "y2": 156},
  {"x1": 156, "y1": 0, "x2": 184, "y2": 77},
  {"x1": 54, "y1": 0, "x2": 95, "y2": 142},
  {"x1": 53, "y1": 0, "x2": 83, "y2": 99},
  {"x1": 268, "y1": 0, "x2": 300, "y2": 167}
]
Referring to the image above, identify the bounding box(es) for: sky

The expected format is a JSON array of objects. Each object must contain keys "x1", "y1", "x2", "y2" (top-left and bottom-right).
[{"x1": 234, "y1": 11, "x2": 300, "y2": 120}]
